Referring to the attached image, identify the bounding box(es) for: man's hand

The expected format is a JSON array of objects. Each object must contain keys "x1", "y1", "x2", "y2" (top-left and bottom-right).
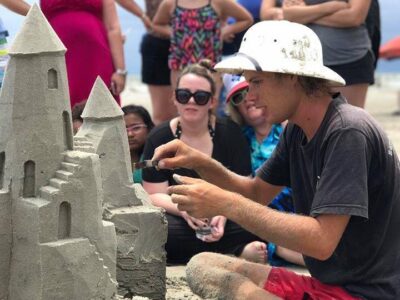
[
  {"x1": 168, "y1": 174, "x2": 231, "y2": 219},
  {"x1": 153, "y1": 139, "x2": 207, "y2": 170}
]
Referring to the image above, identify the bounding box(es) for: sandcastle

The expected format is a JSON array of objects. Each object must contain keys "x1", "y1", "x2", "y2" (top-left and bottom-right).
[{"x1": 0, "y1": 5, "x2": 167, "y2": 300}]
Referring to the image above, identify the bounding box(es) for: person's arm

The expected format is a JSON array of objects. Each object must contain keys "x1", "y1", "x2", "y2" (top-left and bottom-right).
[
  {"x1": 169, "y1": 175, "x2": 350, "y2": 260},
  {"x1": 260, "y1": 0, "x2": 284, "y2": 20},
  {"x1": 152, "y1": 0, "x2": 173, "y2": 38},
  {"x1": 217, "y1": 0, "x2": 253, "y2": 43},
  {"x1": 260, "y1": 0, "x2": 348, "y2": 24},
  {"x1": 153, "y1": 139, "x2": 283, "y2": 204},
  {"x1": 0, "y1": 0, "x2": 30, "y2": 15},
  {"x1": 115, "y1": 0, "x2": 152, "y2": 30},
  {"x1": 102, "y1": 0, "x2": 126, "y2": 96},
  {"x1": 314, "y1": 0, "x2": 371, "y2": 28},
  {"x1": 143, "y1": 180, "x2": 182, "y2": 215},
  {"x1": 143, "y1": 180, "x2": 209, "y2": 231}
]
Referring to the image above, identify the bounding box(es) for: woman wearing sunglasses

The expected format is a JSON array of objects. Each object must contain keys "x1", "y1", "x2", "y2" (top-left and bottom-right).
[
  {"x1": 142, "y1": 60, "x2": 262, "y2": 264},
  {"x1": 224, "y1": 74, "x2": 305, "y2": 267}
]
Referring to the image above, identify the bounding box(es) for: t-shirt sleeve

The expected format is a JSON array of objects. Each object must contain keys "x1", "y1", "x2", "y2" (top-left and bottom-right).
[
  {"x1": 256, "y1": 126, "x2": 291, "y2": 186},
  {"x1": 311, "y1": 129, "x2": 370, "y2": 218}
]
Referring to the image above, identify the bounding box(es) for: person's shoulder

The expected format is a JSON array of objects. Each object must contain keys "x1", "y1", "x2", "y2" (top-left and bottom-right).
[
  {"x1": 147, "y1": 120, "x2": 174, "y2": 142},
  {"x1": 216, "y1": 116, "x2": 242, "y2": 132},
  {"x1": 332, "y1": 95, "x2": 379, "y2": 130}
]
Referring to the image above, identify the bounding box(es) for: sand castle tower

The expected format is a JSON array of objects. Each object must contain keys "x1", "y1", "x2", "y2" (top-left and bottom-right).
[
  {"x1": 0, "y1": 5, "x2": 117, "y2": 299},
  {"x1": 76, "y1": 78, "x2": 167, "y2": 299}
]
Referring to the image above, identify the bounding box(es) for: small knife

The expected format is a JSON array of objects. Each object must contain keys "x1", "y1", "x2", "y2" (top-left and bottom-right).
[{"x1": 133, "y1": 160, "x2": 159, "y2": 169}]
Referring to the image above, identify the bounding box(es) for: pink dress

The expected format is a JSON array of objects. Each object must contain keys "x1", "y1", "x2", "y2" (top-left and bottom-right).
[{"x1": 41, "y1": 0, "x2": 118, "y2": 108}]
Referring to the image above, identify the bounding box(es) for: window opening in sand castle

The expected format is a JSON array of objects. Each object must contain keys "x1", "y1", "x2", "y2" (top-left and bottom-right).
[
  {"x1": 47, "y1": 68, "x2": 58, "y2": 89},
  {"x1": 23, "y1": 160, "x2": 35, "y2": 197},
  {"x1": 58, "y1": 201, "x2": 71, "y2": 239}
]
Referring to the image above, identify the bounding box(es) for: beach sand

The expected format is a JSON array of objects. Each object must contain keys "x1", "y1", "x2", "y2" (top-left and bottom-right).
[{"x1": 121, "y1": 77, "x2": 400, "y2": 299}]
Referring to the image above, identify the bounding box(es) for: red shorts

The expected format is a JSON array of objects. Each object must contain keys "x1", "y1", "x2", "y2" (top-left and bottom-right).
[{"x1": 264, "y1": 268, "x2": 360, "y2": 300}]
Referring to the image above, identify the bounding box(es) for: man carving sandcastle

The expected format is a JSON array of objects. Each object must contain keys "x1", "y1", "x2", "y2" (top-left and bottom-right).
[{"x1": 153, "y1": 21, "x2": 400, "y2": 299}]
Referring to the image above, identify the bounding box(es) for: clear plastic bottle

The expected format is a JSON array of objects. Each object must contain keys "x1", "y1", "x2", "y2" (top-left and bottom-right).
[{"x1": 195, "y1": 225, "x2": 214, "y2": 241}]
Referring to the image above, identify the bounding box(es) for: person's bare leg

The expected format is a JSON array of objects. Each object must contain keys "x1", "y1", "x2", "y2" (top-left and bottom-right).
[
  {"x1": 335, "y1": 84, "x2": 369, "y2": 108},
  {"x1": 240, "y1": 241, "x2": 267, "y2": 263},
  {"x1": 170, "y1": 69, "x2": 180, "y2": 92},
  {"x1": 186, "y1": 252, "x2": 281, "y2": 300},
  {"x1": 148, "y1": 84, "x2": 176, "y2": 125}
]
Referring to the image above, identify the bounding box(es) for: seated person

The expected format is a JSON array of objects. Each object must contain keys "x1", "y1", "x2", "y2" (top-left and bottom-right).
[
  {"x1": 122, "y1": 104, "x2": 154, "y2": 184},
  {"x1": 142, "y1": 60, "x2": 261, "y2": 264},
  {"x1": 71, "y1": 100, "x2": 86, "y2": 134},
  {"x1": 224, "y1": 74, "x2": 305, "y2": 266}
]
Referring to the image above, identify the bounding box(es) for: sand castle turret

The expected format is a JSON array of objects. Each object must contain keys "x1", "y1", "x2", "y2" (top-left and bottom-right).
[
  {"x1": 0, "y1": 5, "x2": 118, "y2": 299},
  {"x1": 0, "y1": 4, "x2": 72, "y2": 200},
  {"x1": 76, "y1": 78, "x2": 168, "y2": 299}
]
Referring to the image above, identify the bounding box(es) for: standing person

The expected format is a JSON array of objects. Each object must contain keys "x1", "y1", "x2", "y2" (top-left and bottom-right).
[
  {"x1": 224, "y1": 74, "x2": 304, "y2": 266},
  {"x1": 152, "y1": 0, "x2": 253, "y2": 91},
  {"x1": 260, "y1": 0, "x2": 373, "y2": 108},
  {"x1": 117, "y1": 0, "x2": 176, "y2": 125},
  {"x1": 1, "y1": 0, "x2": 126, "y2": 107},
  {"x1": 0, "y1": 0, "x2": 30, "y2": 88},
  {"x1": 122, "y1": 104, "x2": 155, "y2": 184},
  {"x1": 142, "y1": 60, "x2": 263, "y2": 264},
  {"x1": 152, "y1": 21, "x2": 400, "y2": 299},
  {"x1": 38, "y1": 0, "x2": 126, "y2": 108}
]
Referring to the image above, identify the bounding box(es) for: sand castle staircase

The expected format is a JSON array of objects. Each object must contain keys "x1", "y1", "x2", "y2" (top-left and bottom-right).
[{"x1": 33, "y1": 148, "x2": 116, "y2": 299}]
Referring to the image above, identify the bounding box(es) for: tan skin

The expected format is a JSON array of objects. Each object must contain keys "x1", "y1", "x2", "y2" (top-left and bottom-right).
[
  {"x1": 0, "y1": 0, "x2": 30, "y2": 15},
  {"x1": 260, "y1": 0, "x2": 372, "y2": 108},
  {"x1": 8, "y1": 0, "x2": 126, "y2": 97}
]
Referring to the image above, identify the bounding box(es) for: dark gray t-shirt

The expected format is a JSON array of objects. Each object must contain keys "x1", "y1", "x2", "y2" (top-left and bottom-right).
[{"x1": 258, "y1": 95, "x2": 400, "y2": 299}]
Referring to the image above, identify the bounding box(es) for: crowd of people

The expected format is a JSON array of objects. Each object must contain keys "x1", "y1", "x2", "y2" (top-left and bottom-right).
[{"x1": 2, "y1": 0, "x2": 400, "y2": 299}]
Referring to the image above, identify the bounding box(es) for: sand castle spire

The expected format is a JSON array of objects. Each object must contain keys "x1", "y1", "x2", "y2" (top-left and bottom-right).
[
  {"x1": 81, "y1": 77, "x2": 123, "y2": 119},
  {"x1": 9, "y1": 3, "x2": 66, "y2": 55}
]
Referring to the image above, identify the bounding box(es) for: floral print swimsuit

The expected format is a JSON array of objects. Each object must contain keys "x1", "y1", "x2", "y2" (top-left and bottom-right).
[{"x1": 168, "y1": 0, "x2": 222, "y2": 70}]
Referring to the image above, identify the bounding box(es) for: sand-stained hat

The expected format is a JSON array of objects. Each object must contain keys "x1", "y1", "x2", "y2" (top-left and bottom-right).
[
  {"x1": 215, "y1": 21, "x2": 345, "y2": 87},
  {"x1": 223, "y1": 74, "x2": 249, "y2": 103}
]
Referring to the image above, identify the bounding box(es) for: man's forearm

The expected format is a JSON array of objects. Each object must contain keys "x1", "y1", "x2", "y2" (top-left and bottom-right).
[{"x1": 225, "y1": 192, "x2": 349, "y2": 260}]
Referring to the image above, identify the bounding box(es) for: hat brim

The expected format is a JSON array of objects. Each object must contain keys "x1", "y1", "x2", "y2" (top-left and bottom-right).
[
  {"x1": 226, "y1": 81, "x2": 249, "y2": 103},
  {"x1": 215, "y1": 54, "x2": 346, "y2": 87}
]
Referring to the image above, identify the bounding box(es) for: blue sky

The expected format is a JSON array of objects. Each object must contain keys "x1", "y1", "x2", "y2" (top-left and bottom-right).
[{"x1": 1, "y1": 0, "x2": 399, "y2": 73}]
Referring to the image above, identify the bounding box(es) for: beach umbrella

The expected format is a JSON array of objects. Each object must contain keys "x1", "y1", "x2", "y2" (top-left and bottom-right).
[{"x1": 379, "y1": 36, "x2": 400, "y2": 60}]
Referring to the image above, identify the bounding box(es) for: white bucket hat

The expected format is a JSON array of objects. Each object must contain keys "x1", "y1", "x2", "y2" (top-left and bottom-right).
[{"x1": 215, "y1": 20, "x2": 345, "y2": 87}]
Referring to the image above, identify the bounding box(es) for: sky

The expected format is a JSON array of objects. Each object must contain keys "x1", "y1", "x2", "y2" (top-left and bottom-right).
[{"x1": 1, "y1": 0, "x2": 399, "y2": 73}]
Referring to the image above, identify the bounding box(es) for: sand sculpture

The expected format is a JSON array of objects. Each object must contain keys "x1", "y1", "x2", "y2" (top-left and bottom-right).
[{"x1": 0, "y1": 5, "x2": 167, "y2": 300}]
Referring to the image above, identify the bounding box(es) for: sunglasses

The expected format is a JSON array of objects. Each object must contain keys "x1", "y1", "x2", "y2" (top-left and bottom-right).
[
  {"x1": 230, "y1": 88, "x2": 248, "y2": 106},
  {"x1": 126, "y1": 124, "x2": 147, "y2": 133},
  {"x1": 175, "y1": 89, "x2": 212, "y2": 105}
]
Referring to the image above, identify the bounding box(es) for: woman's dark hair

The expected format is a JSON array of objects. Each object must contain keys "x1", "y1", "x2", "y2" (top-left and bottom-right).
[
  {"x1": 71, "y1": 100, "x2": 86, "y2": 122},
  {"x1": 122, "y1": 104, "x2": 154, "y2": 131},
  {"x1": 176, "y1": 59, "x2": 216, "y2": 95}
]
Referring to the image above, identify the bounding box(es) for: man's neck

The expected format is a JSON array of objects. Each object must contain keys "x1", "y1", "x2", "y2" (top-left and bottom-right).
[{"x1": 292, "y1": 94, "x2": 333, "y2": 142}]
